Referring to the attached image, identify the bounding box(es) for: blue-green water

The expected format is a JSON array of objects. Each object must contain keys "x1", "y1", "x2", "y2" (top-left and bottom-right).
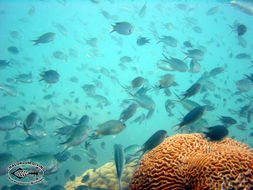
[{"x1": 0, "y1": 0, "x2": 252, "y2": 189}]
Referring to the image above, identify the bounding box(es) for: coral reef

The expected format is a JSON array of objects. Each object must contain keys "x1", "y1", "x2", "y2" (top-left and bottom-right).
[
  {"x1": 129, "y1": 133, "x2": 253, "y2": 190},
  {"x1": 65, "y1": 160, "x2": 137, "y2": 190}
]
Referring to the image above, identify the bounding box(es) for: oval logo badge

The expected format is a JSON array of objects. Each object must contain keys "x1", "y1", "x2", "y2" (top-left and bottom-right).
[{"x1": 8, "y1": 161, "x2": 45, "y2": 185}]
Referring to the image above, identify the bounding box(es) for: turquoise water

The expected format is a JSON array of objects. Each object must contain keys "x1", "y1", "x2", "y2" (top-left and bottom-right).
[{"x1": 0, "y1": 0, "x2": 252, "y2": 189}]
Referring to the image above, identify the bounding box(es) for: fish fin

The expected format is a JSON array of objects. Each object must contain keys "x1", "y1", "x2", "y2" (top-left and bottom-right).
[{"x1": 118, "y1": 178, "x2": 122, "y2": 190}]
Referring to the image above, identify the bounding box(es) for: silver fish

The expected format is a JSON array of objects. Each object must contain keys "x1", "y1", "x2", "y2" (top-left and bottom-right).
[{"x1": 114, "y1": 144, "x2": 125, "y2": 190}]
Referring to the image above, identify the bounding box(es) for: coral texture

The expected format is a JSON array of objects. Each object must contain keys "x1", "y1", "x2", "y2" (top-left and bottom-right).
[{"x1": 129, "y1": 133, "x2": 253, "y2": 190}]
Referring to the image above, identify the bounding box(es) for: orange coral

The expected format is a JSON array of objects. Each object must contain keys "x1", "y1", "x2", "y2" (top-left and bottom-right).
[{"x1": 129, "y1": 133, "x2": 253, "y2": 190}]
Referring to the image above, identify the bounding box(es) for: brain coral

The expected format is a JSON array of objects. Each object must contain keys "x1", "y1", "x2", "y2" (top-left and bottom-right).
[{"x1": 129, "y1": 133, "x2": 253, "y2": 190}]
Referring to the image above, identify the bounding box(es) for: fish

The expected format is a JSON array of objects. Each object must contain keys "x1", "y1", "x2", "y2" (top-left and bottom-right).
[
  {"x1": 235, "y1": 53, "x2": 251, "y2": 59},
  {"x1": 40, "y1": 70, "x2": 60, "y2": 84},
  {"x1": 23, "y1": 111, "x2": 38, "y2": 135},
  {"x1": 157, "y1": 74, "x2": 174, "y2": 89},
  {"x1": 174, "y1": 106, "x2": 206, "y2": 130},
  {"x1": 53, "y1": 50, "x2": 68, "y2": 62},
  {"x1": 72, "y1": 154, "x2": 82, "y2": 162},
  {"x1": 7, "y1": 46, "x2": 19, "y2": 54},
  {"x1": 218, "y1": 116, "x2": 237, "y2": 126},
  {"x1": 54, "y1": 151, "x2": 71, "y2": 163},
  {"x1": 183, "y1": 41, "x2": 193, "y2": 48},
  {"x1": 139, "y1": 2, "x2": 147, "y2": 17},
  {"x1": 81, "y1": 173, "x2": 90, "y2": 183},
  {"x1": 131, "y1": 76, "x2": 144, "y2": 88},
  {"x1": 64, "y1": 169, "x2": 71, "y2": 178},
  {"x1": 206, "y1": 6, "x2": 219, "y2": 16},
  {"x1": 162, "y1": 54, "x2": 188, "y2": 72},
  {"x1": 114, "y1": 144, "x2": 125, "y2": 190},
  {"x1": 0, "y1": 84, "x2": 18, "y2": 97},
  {"x1": 0, "y1": 153, "x2": 17, "y2": 176},
  {"x1": 82, "y1": 84, "x2": 96, "y2": 96},
  {"x1": 14, "y1": 72, "x2": 33, "y2": 83},
  {"x1": 53, "y1": 22, "x2": 68, "y2": 35},
  {"x1": 137, "y1": 37, "x2": 150, "y2": 46},
  {"x1": 31, "y1": 32, "x2": 56, "y2": 45},
  {"x1": 0, "y1": 116, "x2": 22, "y2": 131},
  {"x1": 96, "y1": 120, "x2": 126, "y2": 137},
  {"x1": 165, "y1": 99, "x2": 175, "y2": 116},
  {"x1": 129, "y1": 93, "x2": 155, "y2": 111},
  {"x1": 190, "y1": 59, "x2": 201, "y2": 73},
  {"x1": 27, "y1": 153, "x2": 59, "y2": 175},
  {"x1": 184, "y1": 49, "x2": 204, "y2": 60},
  {"x1": 181, "y1": 83, "x2": 201, "y2": 100},
  {"x1": 244, "y1": 74, "x2": 253, "y2": 83},
  {"x1": 88, "y1": 159, "x2": 97, "y2": 165},
  {"x1": 208, "y1": 67, "x2": 225, "y2": 77},
  {"x1": 60, "y1": 124, "x2": 90, "y2": 152},
  {"x1": 0, "y1": 60, "x2": 10, "y2": 70},
  {"x1": 27, "y1": 124, "x2": 47, "y2": 139},
  {"x1": 138, "y1": 130, "x2": 167, "y2": 156},
  {"x1": 236, "y1": 78, "x2": 251, "y2": 92},
  {"x1": 119, "y1": 103, "x2": 138, "y2": 122},
  {"x1": 158, "y1": 35, "x2": 178, "y2": 47},
  {"x1": 110, "y1": 22, "x2": 133, "y2": 35},
  {"x1": 203, "y1": 125, "x2": 229, "y2": 141}
]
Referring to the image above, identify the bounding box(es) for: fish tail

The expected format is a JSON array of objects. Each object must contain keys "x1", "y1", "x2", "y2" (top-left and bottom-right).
[
  {"x1": 118, "y1": 179, "x2": 122, "y2": 190},
  {"x1": 31, "y1": 40, "x2": 38, "y2": 46},
  {"x1": 110, "y1": 25, "x2": 115, "y2": 33}
]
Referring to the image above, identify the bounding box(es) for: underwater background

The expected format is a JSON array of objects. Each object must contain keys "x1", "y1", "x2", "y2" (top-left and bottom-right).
[{"x1": 0, "y1": 0, "x2": 252, "y2": 189}]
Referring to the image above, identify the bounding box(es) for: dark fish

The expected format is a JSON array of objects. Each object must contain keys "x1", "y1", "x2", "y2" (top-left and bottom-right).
[
  {"x1": 174, "y1": 106, "x2": 206, "y2": 130},
  {"x1": 64, "y1": 169, "x2": 71, "y2": 178},
  {"x1": 77, "y1": 115, "x2": 89, "y2": 125},
  {"x1": 96, "y1": 120, "x2": 126, "y2": 136},
  {"x1": 40, "y1": 70, "x2": 60, "y2": 84},
  {"x1": 138, "y1": 130, "x2": 167, "y2": 155},
  {"x1": 114, "y1": 144, "x2": 125, "y2": 190},
  {"x1": 183, "y1": 40, "x2": 193, "y2": 48},
  {"x1": 88, "y1": 159, "x2": 97, "y2": 165},
  {"x1": 165, "y1": 99, "x2": 175, "y2": 116},
  {"x1": 131, "y1": 76, "x2": 144, "y2": 88},
  {"x1": 23, "y1": 111, "x2": 37, "y2": 135},
  {"x1": 182, "y1": 83, "x2": 201, "y2": 99},
  {"x1": 218, "y1": 116, "x2": 237, "y2": 126},
  {"x1": 247, "y1": 111, "x2": 252, "y2": 123},
  {"x1": 100, "y1": 142, "x2": 106, "y2": 149},
  {"x1": 31, "y1": 32, "x2": 56, "y2": 45},
  {"x1": 27, "y1": 153, "x2": 59, "y2": 175},
  {"x1": 70, "y1": 174, "x2": 75, "y2": 181},
  {"x1": 203, "y1": 125, "x2": 228, "y2": 141},
  {"x1": 137, "y1": 37, "x2": 150, "y2": 46},
  {"x1": 235, "y1": 53, "x2": 251, "y2": 59},
  {"x1": 8, "y1": 46, "x2": 19, "y2": 54},
  {"x1": 54, "y1": 151, "x2": 71, "y2": 163},
  {"x1": 0, "y1": 60, "x2": 10, "y2": 70},
  {"x1": 209, "y1": 67, "x2": 225, "y2": 77},
  {"x1": 72, "y1": 154, "x2": 82, "y2": 162},
  {"x1": 237, "y1": 24, "x2": 247, "y2": 36},
  {"x1": 82, "y1": 84, "x2": 96, "y2": 96},
  {"x1": 81, "y1": 173, "x2": 90, "y2": 183},
  {"x1": 110, "y1": 22, "x2": 133, "y2": 35},
  {"x1": 244, "y1": 74, "x2": 253, "y2": 83},
  {"x1": 60, "y1": 124, "x2": 90, "y2": 152},
  {"x1": 0, "y1": 116, "x2": 22, "y2": 131},
  {"x1": 119, "y1": 103, "x2": 138, "y2": 122},
  {"x1": 236, "y1": 79, "x2": 251, "y2": 92}
]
